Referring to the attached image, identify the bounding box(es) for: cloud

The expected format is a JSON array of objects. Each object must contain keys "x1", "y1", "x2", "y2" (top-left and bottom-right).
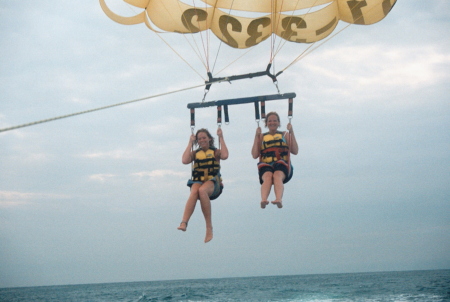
[
  {"x1": 309, "y1": 44, "x2": 447, "y2": 85},
  {"x1": 134, "y1": 116, "x2": 184, "y2": 135},
  {"x1": 357, "y1": 46, "x2": 449, "y2": 88},
  {"x1": 88, "y1": 174, "x2": 117, "y2": 183},
  {"x1": 0, "y1": 191, "x2": 69, "y2": 208},
  {"x1": 131, "y1": 169, "x2": 187, "y2": 179},
  {"x1": 87, "y1": 170, "x2": 187, "y2": 184},
  {"x1": 79, "y1": 143, "x2": 173, "y2": 161},
  {"x1": 82, "y1": 150, "x2": 135, "y2": 160},
  {"x1": 293, "y1": 43, "x2": 450, "y2": 106}
]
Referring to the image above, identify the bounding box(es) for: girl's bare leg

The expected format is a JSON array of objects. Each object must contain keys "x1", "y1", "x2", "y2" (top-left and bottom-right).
[
  {"x1": 198, "y1": 181, "x2": 215, "y2": 243},
  {"x1": 178, "y1": 183, "x2": 201, "y2": 231},
  {"x1": 260, "y1": 172, "x2": 273, "y2": 208},
  {"x1": 272, "y1": 170, "x2": 286, "y2": 208}
]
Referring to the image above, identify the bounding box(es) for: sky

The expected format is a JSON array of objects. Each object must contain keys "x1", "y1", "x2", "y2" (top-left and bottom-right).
[{"x1": 1, "y1": 0, "x2": 449, "y2": 288}]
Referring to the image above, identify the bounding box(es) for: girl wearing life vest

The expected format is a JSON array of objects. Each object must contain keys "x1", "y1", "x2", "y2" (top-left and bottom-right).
[
  {"x1": 251, "y1": 112, "x2": 298, "y2": 209},
  {"x1": 178, "y1": 128, "x2": 229, "y2": 243}
]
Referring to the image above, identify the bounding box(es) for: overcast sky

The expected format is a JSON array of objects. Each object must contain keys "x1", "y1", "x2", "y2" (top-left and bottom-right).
[{"x1": 1, "y1": 0, "x2": 449, "y2": 288}]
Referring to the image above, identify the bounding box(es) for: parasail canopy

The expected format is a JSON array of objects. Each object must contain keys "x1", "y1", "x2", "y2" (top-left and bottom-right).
[{"x1": 100, "y1": 0, "x2": 397, "y2": 49}]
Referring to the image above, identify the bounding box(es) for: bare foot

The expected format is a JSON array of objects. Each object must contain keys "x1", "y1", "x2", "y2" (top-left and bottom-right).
[
  {"x1": 260, "y1": 201, "x2": 269, "y2": 209},
  {"x1": 177, "y1": 221, "x2": 188, "y2": 231},
  {"x1": 204, "y1": 227, "x2": 213, "y2": 243},
  {"x1": 271, "y1": 200, "x2": 283, "y2": 208}
]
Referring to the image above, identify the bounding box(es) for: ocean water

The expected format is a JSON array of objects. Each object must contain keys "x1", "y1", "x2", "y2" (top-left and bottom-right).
[{"x1": 1, "y1": 270, "x2": 449, "y2": 302}]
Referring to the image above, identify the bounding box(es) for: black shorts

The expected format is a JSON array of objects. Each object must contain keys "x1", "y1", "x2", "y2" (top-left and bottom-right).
[{"x1": 258, "y1": 160, "x2": 293, "y2": 185}]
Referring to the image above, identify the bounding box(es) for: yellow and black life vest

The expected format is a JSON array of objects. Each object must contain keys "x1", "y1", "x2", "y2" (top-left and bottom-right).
[
  {"x1": 260, "y1": 131, "x2": 289, "y2": 163},
  {"x1": 192, "y1": 147, "x2": 221, "y2": 182}
]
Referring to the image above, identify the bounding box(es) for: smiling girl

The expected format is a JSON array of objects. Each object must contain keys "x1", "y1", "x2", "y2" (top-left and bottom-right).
[
  {"x1": 251, "y1": 112, "x2": 298, "y2": 209},
  {"x1": 178, "y1": 128, "x2": 228, "y2": 243}
]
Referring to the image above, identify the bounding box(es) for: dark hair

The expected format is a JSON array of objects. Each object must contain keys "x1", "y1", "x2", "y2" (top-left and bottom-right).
[
  {"x1": 195, "y1": 128, "x2": 215, "y2": 147},
  {"x1": 264, "y1": 112, "x2": 281, "y2": 127}
]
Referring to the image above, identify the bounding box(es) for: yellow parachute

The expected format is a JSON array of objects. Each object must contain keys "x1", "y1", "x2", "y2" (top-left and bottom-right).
[
  {"x1": 100, "y1": 0, "x2": 397, "y2": 96},
  {"x1": 100, "y1": 0, "x2": 397, "y2": 49}
]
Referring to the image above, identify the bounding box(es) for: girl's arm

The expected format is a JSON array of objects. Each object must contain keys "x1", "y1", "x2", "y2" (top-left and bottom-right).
[
  {"x1": 182, "y1": 134, "x2": 195, "y2": 164},
  {"x1": 217, "y1": 127, "x2": 229, "y2": 160},
  {"x1": 286, "y1": 123, "x2": 299, "y2": 155},
  {"x1": 251, "y1": 127, "x2": 262, "y2": 159}
]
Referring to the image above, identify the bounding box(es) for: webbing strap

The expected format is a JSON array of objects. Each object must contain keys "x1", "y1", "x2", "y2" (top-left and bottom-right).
[
  {"x1": 224, "y1": 105, "x2": 229, "y2": 124},
  {"x1": 261, "y1": 101, "x2": 266, "y2": 120},
  {"x1": 287, "y1": 98, "x2": 293, "y2": 173},
  {"x1": 287, "y1": 131, "x2": 292, "y2": 175},
  {"x1": 288, "y1": 98, "x2": 293, "y2": 118},
  {"x1": 254, "y1": 101, "x2": 260, "y2": 126},
  {"x1": 217, "y1": 106, "x2": 222, "y2": 126},
  {"x1": 190, "y1": 108, "x2": 195, "y2": 130}
]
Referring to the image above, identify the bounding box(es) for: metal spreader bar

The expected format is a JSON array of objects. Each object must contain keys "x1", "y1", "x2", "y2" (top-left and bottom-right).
[{"x1": 187, "y1": 93, "x2": 296, "y2": 109}]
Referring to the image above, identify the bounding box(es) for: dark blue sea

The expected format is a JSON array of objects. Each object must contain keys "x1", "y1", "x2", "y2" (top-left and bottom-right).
[{"x1": 1, "y1": 270, "x2": 449, "y2": 302}]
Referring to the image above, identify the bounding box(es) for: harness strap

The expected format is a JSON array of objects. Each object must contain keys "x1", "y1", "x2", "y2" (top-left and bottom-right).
[
  {"x1": 261, "y1": 101, "x2": 266, "y2": 120},
  {"x1": 254, "y1": 101, "x2": 260, "y2": 127},
  {"x1": 224, "y1": 105, "x2": 229, "y2": 124},
  {"x1": 260, "y1": 146, "x2": 288, "y2": 161},
  {"x1": 287, "y1": 132, "x2": 292, "y2": 175},
  {"x1": 287, "y1": 97, "x2": 293, "y2": 175},
  {"x1": 257, "y1": 162, "x2": 272, "y2": 170},
  {"x1": 257, "y1": 160, "x2": 289, "y2": 170},
  {"x1": 190, "y1": 108, "x2": 195, "y2": 129},
  {"x1": 197, "y1": 168, "x2": 209, "y2": 181},
  {"x1": 217, "y1": 106, "x2": 222, "y2": 126}
]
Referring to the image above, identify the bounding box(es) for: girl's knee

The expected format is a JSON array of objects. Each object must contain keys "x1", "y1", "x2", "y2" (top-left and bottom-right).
[
  {"x1": 189, "y1": 186, "x2": 200, "y2": 198},
  {"x1": 262, "y1": 172, "x2": 274, "y2": 181},
  {"x1": 198, "y1": 185, "x2": 212, "y2": 199},
  {"x1": 198, "y1": 186, "x2": 206, "y2": 195},
  {"x1": 273, "y1": 171, "x2": 285, "y2": 183}
]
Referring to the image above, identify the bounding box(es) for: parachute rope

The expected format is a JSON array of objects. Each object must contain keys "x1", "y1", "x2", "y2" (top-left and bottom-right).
[
  {"x1": 174, "y1": 2, "x2": 209, "y2": 71},
  {"x1": 203, "y1": 0, "x2": 212, "y2": 72},
  {"x1": 269, "y1": 0, "x2": 320, "y2": 77},
  {"x1": 153, "y1": 30, "x2": 206, "y2": 81},
  {"x1": 269, "y1": 0, "x2": 275, "y2": 62},
  {"x1": 211, "y1": 39, "x2": 224, "y2": 75},
  {"x1": 120, "y1": 0, "x2": 199, "y2": 73},
  {"x1": 211, "y1": 0, "x2": 236, "y2": 75},
  {"x1": 278, "y1": 0, "x2": 381, "y2": 73},
  {"x1": 100, "y1": 0, "x2": 396, "y2": 88},
  {"x1": 141, "y1": 5, "x2": 206, "y2": 80},
  {"x1": 188, "y1": 0, "x2": 209, "y2": 71},
  {"x1": 273, "y1": 0, "x2": 321, "y2": 61},
  {"x1": 270, "y1": 0, "x2": 291, "y2": 63},
  {"x1": 281, "y1": 22, "x2": 352, "y2": 72},
  {"x1": 0, "y1": 83, "x2": 205, "y2": 133},
  {"x1": 214, "y1": 47, "x2": 256, "y2": 77},
  {"x1": 152, "y1": 0, "x2": 210, "y2": 73}
]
